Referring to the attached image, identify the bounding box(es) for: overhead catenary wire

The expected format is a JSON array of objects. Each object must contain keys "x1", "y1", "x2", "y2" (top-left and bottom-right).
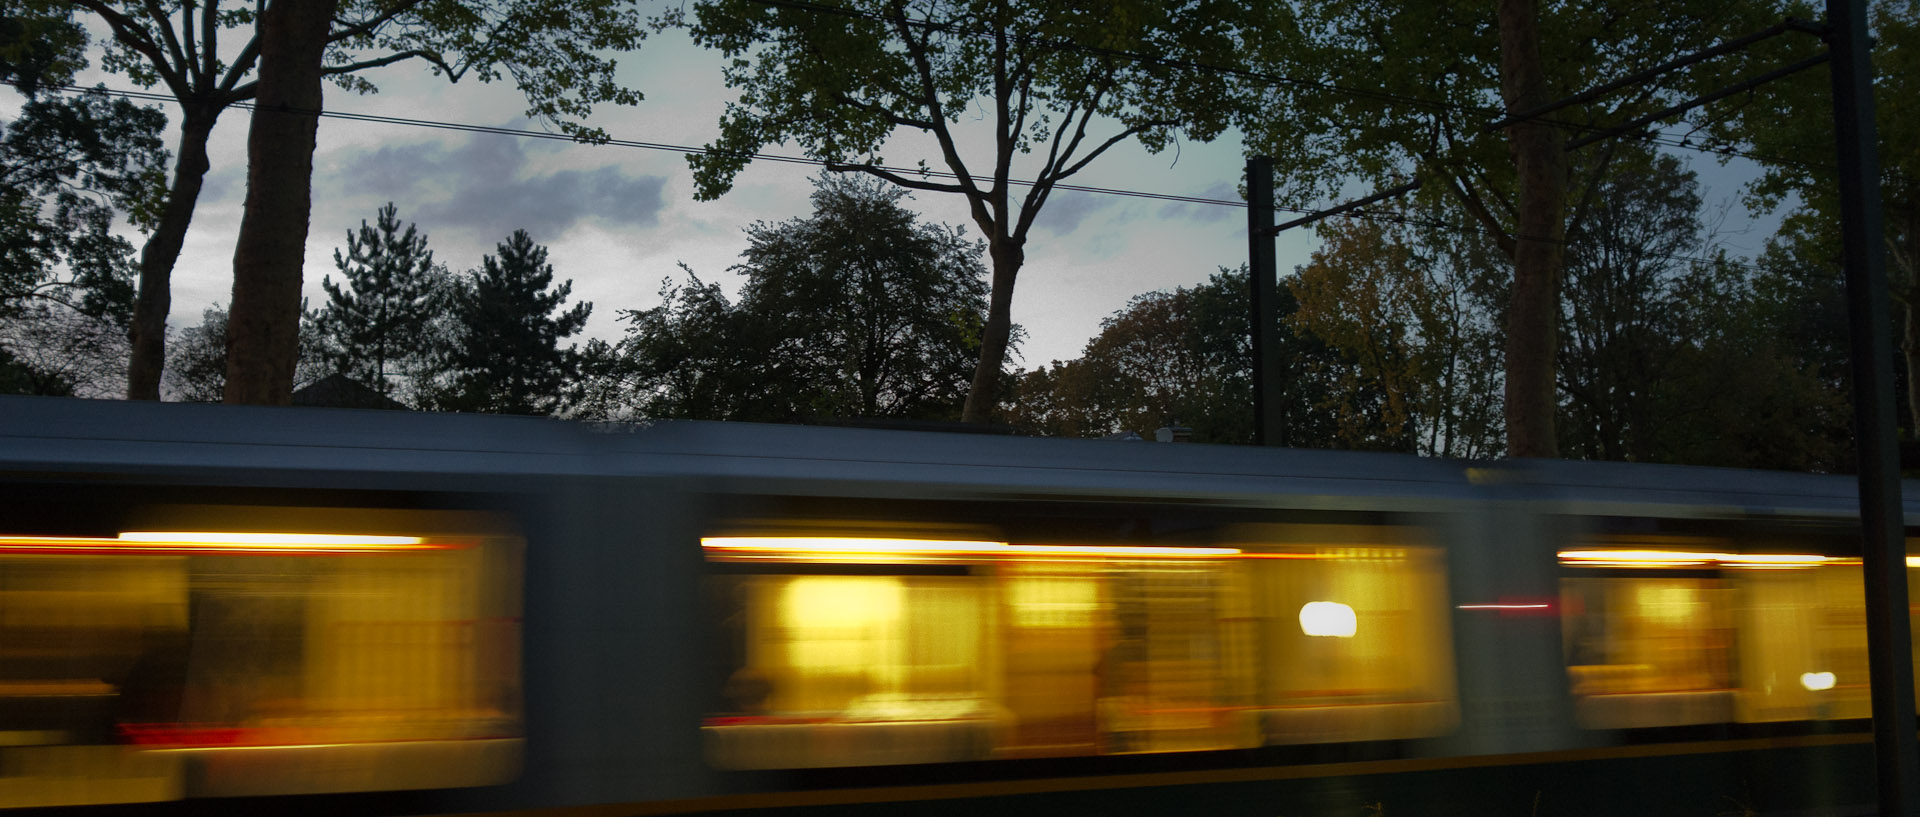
[{"x1": 47, "y1": 83, "x2": 1773, "y2": 276}]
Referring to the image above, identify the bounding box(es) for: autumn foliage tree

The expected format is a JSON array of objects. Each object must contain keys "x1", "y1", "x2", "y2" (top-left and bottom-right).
[
  {"x1": 1248, "y1": 0, "x2": 1747, "y2": 456},
  {"x1": 1288, "y1": 216, "x2": 1505, "y2": 457}
]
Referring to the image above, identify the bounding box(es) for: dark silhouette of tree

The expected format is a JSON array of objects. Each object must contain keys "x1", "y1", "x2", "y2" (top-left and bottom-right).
[
  {"x1": 63, "y1": 0, "x2": 647, "y2": 400},
  {"x1": 0, "y1": 7, "x2": 87, "y2": 96},
  {"x1": 163, "y1": 303, "x2": 328, "y2": 403},
  {"x1": 1, "y1": 89, "x2": 167, "y2": 320},
  {"x1": 676, "y1": 0, "x2": 1283, "y2": 422},
  {"x1": 0, "y1": 302, "x2": 129, "y2": 397},
  {"x1": 613, "y1": 175, "x2": 992, "y2": 422},
  {"x1": 1248, "y1": 0, "x2": 1746, "y2": 456},
  {"x1": 1686, "y1": 0, "x2": 1920, "y2": 439},
  {"x1": 1556, "y1": 153, "x2": 1703, "y2": 461},
  {"x1": 1006, "y1": 266, "x2": 1339, "y2": 446},
  {"x1": 434, "y1": 230, "x2": 590, "y2": 415},
  {"x1": 224, "y1": 0, "x2": 335, "y2": 406},
  {"x1": 314, "y1": 203, "x2": 442, "y2": 396}
]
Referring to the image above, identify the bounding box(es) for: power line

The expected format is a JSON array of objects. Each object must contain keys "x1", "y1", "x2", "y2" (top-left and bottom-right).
[
  {"x1": 56, "y1": 84, "x2": 1253, "y2": 210},
  {"x1": 49, "y1": 83, "x2": 1767, "y2": 275}
]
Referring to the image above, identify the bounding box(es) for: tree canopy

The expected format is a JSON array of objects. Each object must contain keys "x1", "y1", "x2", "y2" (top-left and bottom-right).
[
  {"x1": 612, "y1": 174, "x2": 993, "y2": 422},
  {"x1": 0, "y1": 88, "x2": 167, "y2": 319},
  {"x1": 1007, "y1": 266, "x2": 1339, "y2": 446},
  {"x1": 313, "y1": 203, "x2": 444, "y2": 396},
  {"x1": 1246, "y1": 0, "x2": 1746, "y2": 455},
  {"x1": 434, "y1": 230, "x2": 590, "y2": 415},
  {"x1": 679, "y1": 0, "x2": 1285, "y2": 421},
  {"x1": 54, "y1": 0, "x2": 648, "y2": 398}
]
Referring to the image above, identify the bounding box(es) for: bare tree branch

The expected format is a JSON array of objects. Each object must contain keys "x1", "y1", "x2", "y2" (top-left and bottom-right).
[
  {"x1": 884, "y1": 0, "x2": 991, "y2": 230},
  {"x1": 326, "y1": 0, "x2": 432, "y2": 45},
  {"x1": 73, "y1": 0, "x2": 188, "y2": 98},
  {"x1": 831, "y1": 91, "x2": 936, "y2": 131},
  {"x1": 823, "y1": 161, "x2": 971, "y2": 195},
  {"x1": 142, "y1": 0, "x2": 191, "y2": 77},
  {"x1": 321, "y1": 49, "x2": 449, "y2": 77}
]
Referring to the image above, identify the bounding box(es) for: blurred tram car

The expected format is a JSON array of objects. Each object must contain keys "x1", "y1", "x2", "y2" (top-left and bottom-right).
[{"x1": 0, "y1": 395, "x2": 1910, "y2": 816}]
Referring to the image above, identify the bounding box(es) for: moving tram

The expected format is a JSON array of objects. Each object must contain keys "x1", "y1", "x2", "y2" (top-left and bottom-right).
[{"x1": 0, "y1": 395, "x2": 1910, "y2": 815}]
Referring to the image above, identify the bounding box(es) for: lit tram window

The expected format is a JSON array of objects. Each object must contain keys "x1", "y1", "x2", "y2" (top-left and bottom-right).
[
  {"x1": 1559, "y1": 536, "x2": 1920, "y2": 728},
  {"x1": 0, "y1": 508, "x2": 522, "y2": 808},
  {"x1": 1240, "y1": 528, "x2": 1456, "y2": 747},
  {"x1": 702, "y1": 523, "x2": 1457, "y2": 769}
]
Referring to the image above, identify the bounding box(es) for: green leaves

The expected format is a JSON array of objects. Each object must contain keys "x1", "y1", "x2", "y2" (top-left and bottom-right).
[
  {"x1": 0, "y1": 88, "x2": 169, "y2": 322},
  {"x1": 679, "y1": 0, "x2": 1281, "y2": 202},
  {"x1": 615, "y1": 173, "x2": 992, "y2": 422}
]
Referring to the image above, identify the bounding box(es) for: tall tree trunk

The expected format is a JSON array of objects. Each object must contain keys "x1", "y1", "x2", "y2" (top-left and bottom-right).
[
  {"x1": 961, "y1": 236, "x2": 1023, "y2": 423},
  {"x1": 125, "y1": 106, "x2": 220, "y2": 400},
  {"x1": 224, "y1": 0, "x2": 337, "y2": 405},
  {"x1": 1496, "y1": 0, "x2": 1568, "y2": 458}
]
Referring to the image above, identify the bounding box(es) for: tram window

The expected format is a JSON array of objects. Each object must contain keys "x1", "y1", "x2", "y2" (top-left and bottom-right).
[
  {"x1": 701, "y1": 523, "x2": 1458, "y2": 770},
  {"x1": 1556, "y1": 536, "x2": 1920, "y2": 728},
  {"x1": 1240, "y1": 530, "x2": 1456, "y2": 746},
  {"x1": 0, "y1": 508, "x2": 522, "y2": 807},
  {"x1": 1730, "y1": 562, "x2": 1920, "y2": 722}
]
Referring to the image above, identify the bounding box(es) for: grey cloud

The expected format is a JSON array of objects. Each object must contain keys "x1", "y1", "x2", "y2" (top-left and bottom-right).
[
  {"x1": 327, "y1": 135, "x2": 669, "y2": 242},
  {"x1": 1030, "y1": 189, "x2": 1121, "y2": 236}
]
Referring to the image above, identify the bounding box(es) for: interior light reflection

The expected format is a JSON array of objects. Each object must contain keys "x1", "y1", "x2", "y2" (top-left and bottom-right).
[
  {"x1": 1299, "y1": 601, "x2": 1358, "y2": 637},
  {"x1": 0, "y1": 532, "x2": 443, "y2": 554},
  {"x1": 1559, "y1": 550, "x2": 1859, "y2": 569},
  {"x1": 701, "y1": 537, "x2": 1242, "y2": 560}
]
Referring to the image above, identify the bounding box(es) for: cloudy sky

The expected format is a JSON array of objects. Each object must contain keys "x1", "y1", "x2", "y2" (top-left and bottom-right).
[{"x1": 38, "y1": 18, "x2": 1775, "y2": 369}]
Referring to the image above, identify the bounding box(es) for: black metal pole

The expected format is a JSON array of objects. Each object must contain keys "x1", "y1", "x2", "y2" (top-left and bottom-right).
[
  {"x1": 1247, "y1": 156, "x2": 1283, "y2": 446},
  {"x1": 1829, "y1": 0, "x2": 1920, "y2": 814}
]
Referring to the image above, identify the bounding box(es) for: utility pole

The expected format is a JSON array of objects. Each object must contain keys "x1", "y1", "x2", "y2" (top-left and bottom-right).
[
  {"x1": 1246, "y1": 156, "x2": 1283, "y2": 446},
  {"x1": 1827, "y1": 0, "x2": 1920, "y2": 813}
]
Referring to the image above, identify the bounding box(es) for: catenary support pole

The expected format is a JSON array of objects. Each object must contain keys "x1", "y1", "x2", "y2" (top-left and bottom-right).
[
  {"x1": 1247, "y1": 156, "x2": 1283, "y2": 446},
  {"x1": 1827, "y1": 0, "x2": 1920, "y2": 814}
]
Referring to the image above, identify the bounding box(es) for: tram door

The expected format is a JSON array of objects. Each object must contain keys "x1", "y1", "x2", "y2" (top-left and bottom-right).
[{"x1": 998, "y1": 562, "x2": 1103, "y2": 756}]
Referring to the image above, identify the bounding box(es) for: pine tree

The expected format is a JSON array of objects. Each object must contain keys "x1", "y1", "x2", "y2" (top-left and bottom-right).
[
  {"x1": 437, "y1": 230, "x2": 591, "y2": 415},
  {"x1": 315, "y1": 203, "x2": 440, "y2": 395}
]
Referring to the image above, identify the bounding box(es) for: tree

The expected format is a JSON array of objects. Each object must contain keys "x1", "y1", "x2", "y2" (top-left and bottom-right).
[
  {"x1": 1, "y1": 88, "x2": 167, "y2": 318},
  {"x1": 312, "y1": 203, "x2": 441, "y2": 396},
  {"x1": 1, "y1": 5, "x2": 88, "y2": 96},
  {"x1": 1556, "y1": 153, "x2": 1703, "y2": 461},
  {"x1": 53, "y1": 0, "x2": 647, "y2": 400},
  {"x1": 678, "y1": 0, "x2": 1281, "y2": 422},
  {"x1": 1248, "y1": 0, "x2": 1744, "y2": 455},
  {"x1": 434, "y1": 230, "x2": 590, "y2": 415},
  {"x1": 0, "y1": 302, "x2": 129, "y2": 397},
  {"x1": 1288, "y1": 214, "x2": 1505, "y2": 457},
  {"x1": 617, "y1": 175, "x2": 993, "y2": 422},
  {"x1": 1005, "y1": 266, "x2": 1341, "y2": 446},
  {"x1": 1686, "y1": 0, "x2": 1920, "y2": 437},
  {"x1": 164, "y1": 303, "x2": 327, "y2": 402},
  {"x1": 223, "y1": 0, "x2": 335, "y2": 406}
]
